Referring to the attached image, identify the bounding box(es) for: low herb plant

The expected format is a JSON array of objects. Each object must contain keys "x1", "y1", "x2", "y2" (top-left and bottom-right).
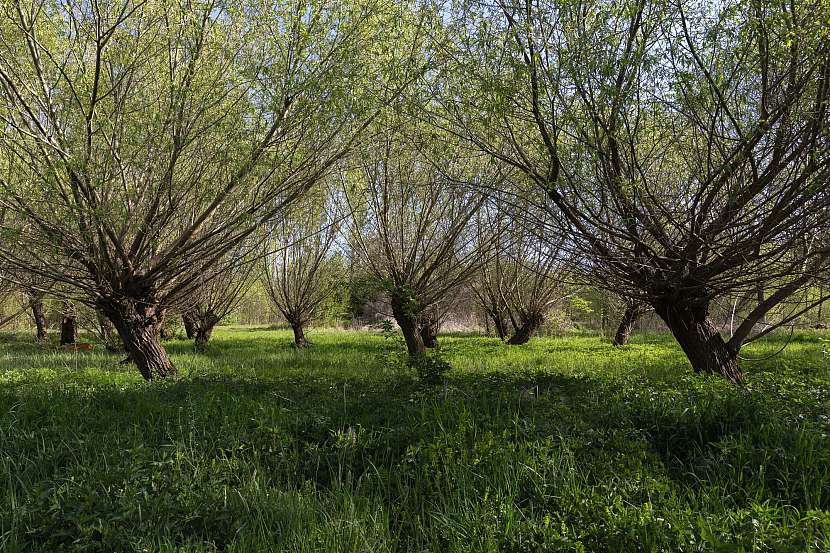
[{"x1": 1, "y1": 327, "x2": 829, "y2": 552}]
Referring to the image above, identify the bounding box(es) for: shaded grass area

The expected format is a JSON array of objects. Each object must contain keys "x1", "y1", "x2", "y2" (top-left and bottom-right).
[{"x1": 1, "y1": 327, "x2": 830, "y2": 551}]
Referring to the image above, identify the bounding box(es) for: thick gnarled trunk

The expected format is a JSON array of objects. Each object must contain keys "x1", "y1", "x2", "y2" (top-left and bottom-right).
[
  {"x1": 182, "y1": 312, "x2": 196, "y2": 339},
  {"x1": 29, "y1": 295, "x2": 47, "y2": 341},
  {"x1": 482, "y1": 303, "x2": 509, "y2": 340},
  {"x1": 653, "y1": 299, "x2": 742, "y2": 384},
  {"x1": 419, "y1": 316, "x2": 439, "y2": 348},
  {"x1": 491, "y1": 314, "x2": 509, "y2": 341},
  {"x1": 97, "y1": 309, "x2": 123, "y2": 352},
  {"x1": 291, "y1": 323, "x2": 308, "y2": 348},
  {"x1": 390, "y1": 293, "x2": 425, "y2": 356},
  {"x1": 612, "y1": 303, "x2": 646, "y2": 347},
  {"x1": 193, "y1": 312, "x2": 219, "y2": 351},
  {"x1": 60, "y1": 302, "x2": 78, "y2": 345},
  {"x1": 158, "y1": 312, "x2": 173, "y2": 340},
  {"x1": 507, "y1": 312, "x2": 544, "y2": 345},
  {"x1": 194, "y1": 326, "x2": 213, "y2": 350},
  {"x1": 99, "y1": 300, "x2": 175, "y2": 380}
]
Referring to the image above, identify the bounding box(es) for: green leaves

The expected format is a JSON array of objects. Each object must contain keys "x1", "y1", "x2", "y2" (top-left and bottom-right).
[{"x1": 4, "y1": 328, "x2": 830, "y2": 550}]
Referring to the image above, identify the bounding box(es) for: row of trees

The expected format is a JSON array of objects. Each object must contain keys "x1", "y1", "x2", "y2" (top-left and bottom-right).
[{"x1": 1, "y1": 0, "x2": 828, "y2": 385}]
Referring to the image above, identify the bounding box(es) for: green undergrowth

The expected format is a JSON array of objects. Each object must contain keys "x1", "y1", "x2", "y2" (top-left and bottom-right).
[{"x1": 1, "y1": 327, "x2": 829, "y2": 551}]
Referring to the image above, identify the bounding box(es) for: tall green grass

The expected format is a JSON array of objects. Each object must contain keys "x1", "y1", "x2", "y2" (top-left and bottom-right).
[{"x1": 1, "y1": 327, "x2": 829, "y2": 551}]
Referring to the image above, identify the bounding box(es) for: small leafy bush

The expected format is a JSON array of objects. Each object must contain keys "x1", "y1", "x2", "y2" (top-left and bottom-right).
[
  {"x1": 374, "y1": 318, "x2": 397, "y2": 339},
  {"x1": 409, "y1": 352, "x2": 451, "y2": 385}
]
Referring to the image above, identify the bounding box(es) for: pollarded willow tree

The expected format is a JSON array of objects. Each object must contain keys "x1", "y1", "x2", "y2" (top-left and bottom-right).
[
  {"x1": 472, "y1": 195, "x2": 575, "y2": 345},
  {"x1": 342, "y1": 127, "x2": 496, "y2": 356},
  {"x1": 262, "y1": 199, "x2": 342, "y2": 348},
  {"x1": 444, "y1": 0, "x2": 830, "y2": 383},
  {"x1": 0, "y1": 0, "x2": 424, "y2": 379},
  {"x1": 59, "y1": 300, "x2": 78, "y2": 346},
  {"x1": 24, "y1": 287, "x2": 47, "y2": 342},
  {"x1": 184, "y1": 253, "x2": 256, "y2": 350},
  {"x1": 611, "y1": 299, "x2": 649, "y2": 348}
]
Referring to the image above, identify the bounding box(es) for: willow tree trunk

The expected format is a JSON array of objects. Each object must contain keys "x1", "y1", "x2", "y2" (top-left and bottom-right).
[
  {"x1": 612, "y1": 303, "x2": 645, "y2": 347},
  {"x1": 507, "y1": 312, "x2": 544, "y2": 345},
  {"x1": 291, "y1": 323, "x2": 308, "y2": 348},
  {"x1": 59, "y1": 302, "x2": 78, "y2": 345},
  {"x1": 494, "y1": 317, "x2": 508, "y2": 341},
  {"x1": 653, "y1": 299, "x2": 742, "y2": 384},
  {"x1": 158, "y1": 312, "x2": 172, "y2": 340},
  {"x1": 419, "y1": 317, "x2": 439, "y2": 348},
  {"x1": 99, "y1": 300, "x2": 175, "y2": 380},
  {"x1": 182, "y1": 312, "x2": 196, "y2": 340},
  {"x1": 390, "y1": 294, "x2": 425, "y2": 356},
  {"x1": 194, "y1": 326, "x2": 214, "y2": 350},
  {"x1": 193, "y1": 312, "x2": 220, "y2": 351},
  {"x1": 29, "y1": 296, "x2": 47, "y2": 341},
  {"x1": 486, "y1": 310, "x2": 509, "y2": 340},
  {"x1": 97, "y1": 309, "x2": 122, "y2": 352}
]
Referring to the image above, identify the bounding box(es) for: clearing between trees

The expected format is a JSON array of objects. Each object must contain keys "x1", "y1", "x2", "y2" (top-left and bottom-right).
[{"x1": 1, "y1": 327, "x2": 829, "y2": 552}]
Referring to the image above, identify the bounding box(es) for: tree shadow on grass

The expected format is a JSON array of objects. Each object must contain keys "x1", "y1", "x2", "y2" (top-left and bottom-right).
[
  {"x1": 3, "y1": 331, "x2": 829, "y2": 551},
  {"x1": 1, "y1": 359, "x2": 799, "y2": 480}
]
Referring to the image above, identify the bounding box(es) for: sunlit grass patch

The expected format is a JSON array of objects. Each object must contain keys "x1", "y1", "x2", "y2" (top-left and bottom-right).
[{"x1": 1, "y1": 327, "x2": 829, "y2": 551}]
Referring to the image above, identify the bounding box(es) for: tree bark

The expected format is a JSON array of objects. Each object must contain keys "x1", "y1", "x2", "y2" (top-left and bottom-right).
[
  {"x1": 157, "y1": 311, "x2": 172, "y2": 340},
  {"x1": 193, "y1": 311, "x2": 220, "y2": 350},
  {"x1": 507, "y1": 312, "x2": 544, "y2": 345},
  {"x1": 59, "y1": 301, "x2": 78, "y2": 345},
  {"x1": 612, "y1": 303, "x2": 646, "y2": 347},
  {"x1": 99, "y1": 300, "x2": 175, "y2": 380},
  {"x1": 419, "y1": 316, "x2": 439, "y2": 348},
  {"x1": 494, "y1": 315, "x2": 508, "y2": 341},
  {"x1": 653, "y1": 299, "x2": 743, "y2": 384},
  {"x1": 291, "y1": 323, "x2": 308, "y2": 348},
  {"x1": 390, "y1": 293, "x2": 426, "y2": 356},
  {"x1": 182, "y1": 312, "x2": 196, "y2": 339},
  {"x1": 97, "y1": 309, "x2": 122, "y2": 352},
  {"x1": 194, "y1": 325, "x2": 214, "y2": 350},
  {"x1": 29, "y1": 296, "x2": 47, "y2": 341},
  {"x1": 486, "y1": 310, "x2": 509, "y2": 340}
]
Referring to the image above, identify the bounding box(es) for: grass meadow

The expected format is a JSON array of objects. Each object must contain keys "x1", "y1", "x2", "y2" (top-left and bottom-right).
[{"x1": 2, "y1": 326, "x2": 830, "y2": 552}]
